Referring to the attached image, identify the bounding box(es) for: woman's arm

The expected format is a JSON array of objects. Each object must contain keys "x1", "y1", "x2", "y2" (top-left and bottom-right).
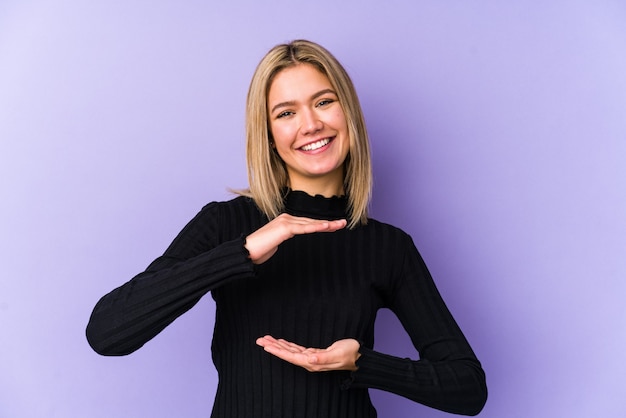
[
  {"x1": 347, "y1": 232, "x2": 487, "y2": 415},
  {"x1": 85, "y1": 202, "x2": 256, "y2": 356}
]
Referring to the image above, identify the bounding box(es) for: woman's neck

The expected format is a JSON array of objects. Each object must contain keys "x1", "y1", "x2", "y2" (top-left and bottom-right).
[{"x1": 286, "y1": 180, "x2": 344, "y2": 198}]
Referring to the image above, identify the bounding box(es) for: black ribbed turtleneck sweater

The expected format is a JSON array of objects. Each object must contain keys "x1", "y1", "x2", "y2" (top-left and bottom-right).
[{"x1": 86, "y1": 190, "x2": 487, "y2": 417}]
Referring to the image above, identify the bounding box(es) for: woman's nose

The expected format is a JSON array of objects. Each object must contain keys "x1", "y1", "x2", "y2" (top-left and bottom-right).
[{"x1": 301, "y1": 109, "x2": 323, "y2": 135}]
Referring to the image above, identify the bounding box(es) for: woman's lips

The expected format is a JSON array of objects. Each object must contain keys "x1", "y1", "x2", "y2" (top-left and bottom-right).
[{"x1": 299, "y1": 137, "x2": 334, "y2": 152}]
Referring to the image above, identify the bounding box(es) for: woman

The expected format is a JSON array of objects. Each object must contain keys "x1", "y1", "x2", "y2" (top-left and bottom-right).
[{"x1": 86, "y1": 39, "x2": 487, "y2": 417}]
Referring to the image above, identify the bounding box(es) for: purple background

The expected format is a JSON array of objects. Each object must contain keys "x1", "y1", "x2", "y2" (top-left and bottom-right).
[{"x1": 1, "y1": 1, "x2": 625, "y2": 417}]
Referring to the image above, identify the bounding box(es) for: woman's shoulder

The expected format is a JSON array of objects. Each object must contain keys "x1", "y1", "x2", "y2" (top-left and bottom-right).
[
  {"x1": 357, "y1": 217, "x2": 414, "y2": 245},
  {"x1": 198, "y1": 196, "x2": 264, "y2": 227},
  {"x1": 200, "y1": 194, "x2": 257, "y2": 212},
  {"x1": 363, "y1": 217, "x2": 410, "y2": 235},
  {"x1": 177, "y1": 195, "x2": 265, "y2": 242}
]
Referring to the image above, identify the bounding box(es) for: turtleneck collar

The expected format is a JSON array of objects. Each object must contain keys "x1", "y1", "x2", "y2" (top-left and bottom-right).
[{"x1": 283, "y1": 189, "x2": 348, "y2": 220}]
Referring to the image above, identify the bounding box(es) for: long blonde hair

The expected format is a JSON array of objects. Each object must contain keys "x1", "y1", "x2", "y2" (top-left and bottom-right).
[{"x1": 244, "y1": 39, "x2": 372, "y2": 228}]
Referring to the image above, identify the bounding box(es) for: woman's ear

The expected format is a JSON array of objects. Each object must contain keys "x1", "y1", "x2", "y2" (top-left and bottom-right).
[{"x1": 268, "y1": 130, "x2": 276, "y2": 149}]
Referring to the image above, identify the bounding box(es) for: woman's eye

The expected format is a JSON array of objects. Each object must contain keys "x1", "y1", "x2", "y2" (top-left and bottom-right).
[
  {"x1": 317, "y1": 99, "x2": 334, "y2": 107},
  {"x1": 276, "y1": 111, "x2": 293, "y2": 119}
]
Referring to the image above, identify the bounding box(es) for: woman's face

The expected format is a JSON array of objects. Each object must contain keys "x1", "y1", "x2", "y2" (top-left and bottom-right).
[{"x1": 267, "y1": 63, "x2": 349, "y2": 196}]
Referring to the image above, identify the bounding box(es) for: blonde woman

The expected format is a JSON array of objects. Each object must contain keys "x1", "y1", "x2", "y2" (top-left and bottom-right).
[{"x1": 87, "y1": 40, "x2": 487, "y2": 417}]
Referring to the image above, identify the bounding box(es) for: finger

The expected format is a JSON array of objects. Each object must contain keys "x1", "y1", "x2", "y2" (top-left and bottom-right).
[
  {"x1": 276, "y1": 338, "x2": 308, "y2": 352},
  {"x1": 262, "y1": 343, "x2": 309, "y2": 366},
  {"x1": 305, "y1": 350, "x2": 330, "y2": 364},
  {"x1": 256, "y1": 335, "x2": 280, "y2": 347},
  {"x1": 271, "y1": 340, "x2": 300, "y2": 353},
  {"x1": 278, "y1": 214, "x2": 345, "y2": 227},
  {"x1": 314, "y1": 219, "x2": 347, "y2": 232},
  {"x1": 261, "y1": 345, "x2": 339, "y2": 372},
  {"x1": 291, "y1": 219, "x2": 347, "y2": 235},
  {"x1": 256, "y1": 336, "x2": 305, "y2": 354}
]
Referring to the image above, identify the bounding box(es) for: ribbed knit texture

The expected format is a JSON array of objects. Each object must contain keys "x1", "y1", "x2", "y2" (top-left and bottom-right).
[{"x1": 86, "y1": 190, "x2": 487, "y2": 417}]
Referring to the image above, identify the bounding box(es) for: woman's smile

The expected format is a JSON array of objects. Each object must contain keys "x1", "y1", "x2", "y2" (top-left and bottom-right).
[{"x1": 298, "y1": 136, "x2": 334, "y2": 152}]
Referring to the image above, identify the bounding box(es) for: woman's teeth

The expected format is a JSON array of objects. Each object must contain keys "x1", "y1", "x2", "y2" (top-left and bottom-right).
[{"x1": 300, "y1": 138, "x2": 331, "y2": 151}]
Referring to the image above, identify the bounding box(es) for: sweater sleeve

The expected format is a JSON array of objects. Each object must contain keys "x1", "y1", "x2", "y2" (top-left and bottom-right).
[
  {"x1": 85, "y1": 202, "x2": 257, "y2": 356},
  {"x1": 345, "y1": 232, "x2": 487, "y2": 416}
]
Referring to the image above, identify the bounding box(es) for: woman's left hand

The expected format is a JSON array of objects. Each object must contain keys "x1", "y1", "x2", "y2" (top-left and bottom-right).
[{"x1": 256, "y1": 335, "x2": 360, "y2": 372}]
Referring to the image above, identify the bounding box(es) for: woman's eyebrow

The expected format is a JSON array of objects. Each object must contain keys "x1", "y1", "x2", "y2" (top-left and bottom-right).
[
  {"x1": 270, "y1": 100, "x2": 296, "y2": 114},
  {"x1": 310, "y1": 88, "x2": 336, "y2": 101},
  {"x1": 270, "y1": 88, "x2": 337, "y2": 114}
]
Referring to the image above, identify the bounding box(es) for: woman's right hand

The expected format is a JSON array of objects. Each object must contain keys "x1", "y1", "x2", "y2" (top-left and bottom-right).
[{"x1": 245, "y1": 213, "x2": 347, "y2": 264}]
